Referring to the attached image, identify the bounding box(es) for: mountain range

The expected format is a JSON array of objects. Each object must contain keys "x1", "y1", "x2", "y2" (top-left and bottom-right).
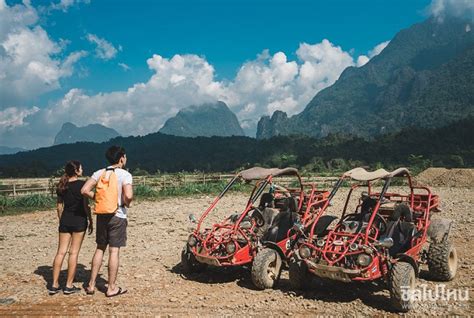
[
  {"x1": 53, "y1": 122, "x2": 121, "y2": 145},
  {"x1": 257, "y1": 17, "x2": 474, "y2": 139},
  {"x1": 159, "y1": 101, "x2": 245, "y2": 137}
]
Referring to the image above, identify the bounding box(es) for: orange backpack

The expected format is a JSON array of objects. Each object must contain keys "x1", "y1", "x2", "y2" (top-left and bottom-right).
[{"x1": 94, "y1": 168, "x2": 119, "y2": 214}]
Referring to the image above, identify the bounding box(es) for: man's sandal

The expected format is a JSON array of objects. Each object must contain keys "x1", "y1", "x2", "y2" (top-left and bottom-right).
[{"x1": 106, "y1": 287, "x2": 127, "y2": 297}]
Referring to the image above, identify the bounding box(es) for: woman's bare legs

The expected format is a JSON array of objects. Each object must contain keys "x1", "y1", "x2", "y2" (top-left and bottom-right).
[
  {"x1": 65, "y1": 231, "x2": 86, "y2": 288},
  {"x1": 52, "y1": 233, "x2": 72, "y2": 288}
]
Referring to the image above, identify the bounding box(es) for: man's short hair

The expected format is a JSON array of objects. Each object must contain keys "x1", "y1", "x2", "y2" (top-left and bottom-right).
[{"x1": 105, "y1": 146, "x2": 126, "y2": 165}]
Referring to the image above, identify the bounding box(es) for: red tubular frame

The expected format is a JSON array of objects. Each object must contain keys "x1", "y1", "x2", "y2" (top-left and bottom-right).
[
  {"x1": 190, "y1": 170, "x2": 329, "y2": 267},
  {"x1": 300, "y1": 171, "x2": 439, "y2": 282}
]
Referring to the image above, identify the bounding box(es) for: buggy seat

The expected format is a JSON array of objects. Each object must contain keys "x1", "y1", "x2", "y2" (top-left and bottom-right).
[{"x1": 381, "y1": 203, "x2": 416, "y2": 256}]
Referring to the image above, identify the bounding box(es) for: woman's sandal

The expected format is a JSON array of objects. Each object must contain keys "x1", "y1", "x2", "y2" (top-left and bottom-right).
[{"x1": 85, "y1": 287, "x2": 95, "y2": 295}]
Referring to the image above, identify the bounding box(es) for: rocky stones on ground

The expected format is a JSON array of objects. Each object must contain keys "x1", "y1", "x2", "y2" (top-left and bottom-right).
[{"x1": 0, "y1": 187, "x2": 472, "y2": 315}]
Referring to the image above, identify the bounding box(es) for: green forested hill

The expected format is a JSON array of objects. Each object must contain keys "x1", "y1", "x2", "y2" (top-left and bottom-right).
[
  {"x1": 0, "y1": 117, "x2": 472, "y2": 177},
  {"x1": 257, "y1": 17, "x2": 474, "y2": 139}
]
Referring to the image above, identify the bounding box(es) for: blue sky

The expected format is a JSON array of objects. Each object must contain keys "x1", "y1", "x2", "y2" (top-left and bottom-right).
[
  {"x1": 1, "y1": 0, "x2": 442, "y2": 148},
  {"x1": 41, "y1": 0, "x2": 431, "y2": 96}
]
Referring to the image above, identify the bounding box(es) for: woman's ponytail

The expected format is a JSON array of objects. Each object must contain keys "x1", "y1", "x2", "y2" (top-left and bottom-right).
[
  {"x1": 57, "y1": 174, "x2": 69, "y2": 196},
  {"x1": 56, "y1": 160, "x2": 81, "y2": 196}
]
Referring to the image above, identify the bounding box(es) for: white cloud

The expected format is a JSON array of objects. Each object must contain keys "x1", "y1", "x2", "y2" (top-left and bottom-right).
[
  {"x1": 429, "y1": 0, "x2": 474, "y2": 21},
  {"x1": 0, "y1": 106, "x2": 39, "y2": 130},
  {"x1": 49, "y1": 0, "x2": 90, "y2": 12},
  {"x1": 0, "y1": 1, "x2": 86, "y2": 108},
  {"x1": 356, "y1": 55, "x2": 370, "y2": 67},
  {"x1": 118, "y1": 62, "x2": 131, "y2": 71},
  {"x1": 15, "y1": 54, "x2": 226, "y2": 143},
  {"x1": 368, "y1": 40, "x2": 390, "y2": 57},
  {"x1": 3, "y1": 39, "x2": 392, "y2": 148},
  {"x1": 86, "y1": 33, "x2": 120, "y2": 60},
  {"x1": 356, "y1": 40, "x2": 389, "y2": 67}
]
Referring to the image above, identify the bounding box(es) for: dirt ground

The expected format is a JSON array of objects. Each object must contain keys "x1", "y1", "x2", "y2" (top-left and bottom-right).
[
  {"x1": 415, "y1": 168, "x2": 474, "y2": 188},
  {"x1": 0, "y1": 187, "x2": 473, "y2": 316}
]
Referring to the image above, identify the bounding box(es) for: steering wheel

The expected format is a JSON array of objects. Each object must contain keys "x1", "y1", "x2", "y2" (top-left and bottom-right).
[
  {"x1": 341, "y1": 213, "x2": 363, "y2": 223},
  {"x1": 340, "y1": 213, "x2": 388, "y2": 234}
]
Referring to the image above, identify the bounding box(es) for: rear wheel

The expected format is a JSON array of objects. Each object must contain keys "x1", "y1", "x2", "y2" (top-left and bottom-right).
[
  {"x1": 288, "y1": 258, "x2": 310, "y2": 290},
  {"x1": 181, "y1": 245, "x2": 207, "y2": 274},
  {"x1": 251, "y1": 248, "x2": 282, "y2": 290},
  {"x1": 427, "y1": 240, "x2": 458, "y2": 281},
  {"x1": 389, "y1": 262, "x2": 416, "y2": 312}
]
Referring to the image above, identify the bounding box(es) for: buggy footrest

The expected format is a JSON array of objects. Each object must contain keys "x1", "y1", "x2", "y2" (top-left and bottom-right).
[
  {"x1": 195, "y1": 255, "x2": 222, "y2": 266},
  {"x1": 306, "y1": 260, "x2": 360, "y2": 283}
]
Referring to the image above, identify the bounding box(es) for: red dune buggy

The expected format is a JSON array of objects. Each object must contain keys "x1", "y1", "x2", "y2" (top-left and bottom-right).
[
  {"x1": 181, "y1": 167, "x2": 329, "y2": 288},
  {"x1": 289, "y1": 167, "x2": 458, "y2": 312}
]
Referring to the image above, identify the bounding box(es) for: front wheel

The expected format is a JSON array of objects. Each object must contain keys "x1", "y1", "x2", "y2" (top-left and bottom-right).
[
  {"x1": 389, "y1": 262, "x2": 416, "y2": 312},
  {"x1": 251, "y1": 248, "x2": 282, "y2": 290},
  {"x1": 180, "y1": 245, "x2": 207, "y2": 274}
]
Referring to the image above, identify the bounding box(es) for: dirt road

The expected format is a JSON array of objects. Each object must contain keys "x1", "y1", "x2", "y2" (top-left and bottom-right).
[{"x1": 0, "y1": 187, "x2": 472, "y2": 316}]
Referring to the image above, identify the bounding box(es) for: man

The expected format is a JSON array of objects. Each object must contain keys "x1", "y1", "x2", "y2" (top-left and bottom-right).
[{"x1": 81, "y1": 145, "x2": 133, "y2": 297}]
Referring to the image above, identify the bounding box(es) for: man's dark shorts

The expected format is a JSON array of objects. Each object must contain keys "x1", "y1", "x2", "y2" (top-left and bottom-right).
[{"x1": 96, "y1": 215, "x2": 127, "y2": 247}]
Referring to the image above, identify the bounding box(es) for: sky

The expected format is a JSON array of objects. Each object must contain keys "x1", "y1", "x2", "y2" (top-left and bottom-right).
[{"x1": 1, "y1": 0, "x2": 472, "y2": 149}]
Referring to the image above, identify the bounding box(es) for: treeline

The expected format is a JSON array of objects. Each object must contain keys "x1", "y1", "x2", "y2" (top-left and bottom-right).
[{"x1": 0, "y1": 117, "x2": 473, "y2": 178}]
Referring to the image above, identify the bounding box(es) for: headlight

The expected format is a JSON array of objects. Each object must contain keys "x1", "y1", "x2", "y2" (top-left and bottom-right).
[
  {"x1": 316, "y1": 239, "x2": 325, "y2": 247},
  {"x1": 225, "y1": 241, "x2": 236, "y2": 254},
  {"x1": 299, "y1": 245, "x2": 311, "y2": 259},
  {"x1": 188, "y1": 235, "x2": 198, "y2": 247},
  {"x1": 356, "y1": 253, "x2": 372, "y2": 267},
  {"x1": 349, "y1": 243, "x2": 359, "y2": 251}
]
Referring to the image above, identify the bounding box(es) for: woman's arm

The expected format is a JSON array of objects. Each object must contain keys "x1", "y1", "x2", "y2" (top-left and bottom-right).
[{"x1": 56, "y1": 200, "x2": 64, "y2": 219}]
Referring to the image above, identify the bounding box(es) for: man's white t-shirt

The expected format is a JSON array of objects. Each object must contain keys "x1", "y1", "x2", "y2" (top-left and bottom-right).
[{"x1": 91, "y1": 167, "x2": 133, "y2": 219}]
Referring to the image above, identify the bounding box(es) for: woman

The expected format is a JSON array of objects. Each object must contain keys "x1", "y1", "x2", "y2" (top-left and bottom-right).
[{"x1": 49, "y1": 161, "x2": 93, "y2": 295}]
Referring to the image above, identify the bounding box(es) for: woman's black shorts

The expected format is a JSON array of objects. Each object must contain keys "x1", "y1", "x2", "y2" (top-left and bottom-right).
[{"x1": 59, "y1": 223, "x2": 87, "y2": 233}]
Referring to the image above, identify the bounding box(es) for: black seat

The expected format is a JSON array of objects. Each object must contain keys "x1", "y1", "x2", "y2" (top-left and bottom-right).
[
  {"x1": 382, "y1": 203, "x2": 415, "y2": 255},
  {"x1": 313, "y1": 215, "x2": 338, "y2": 237},
  {"x1": 262, "y1": 197, "x2": 300, "y2": 243},
  {"x1": 259, "y1": 193, "x2": 274, "y2": 209},
  {"x1": 275, "y1": 196, "x2": 298, "y2": 212}
]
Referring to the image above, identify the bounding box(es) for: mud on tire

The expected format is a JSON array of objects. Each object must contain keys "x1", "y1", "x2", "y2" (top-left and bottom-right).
[
  {"x1": 389, "y1": 262, "x2": 416, "y2": 312},
  {"x1": 251, "y1": 248, "x2": 282, "y2": 290},
  {"x1": 427, "y1": 240, "x2": 458, "y2": 281},
  {"x1": 181, "y1": 245, "x2": 207, "y2": 274}
]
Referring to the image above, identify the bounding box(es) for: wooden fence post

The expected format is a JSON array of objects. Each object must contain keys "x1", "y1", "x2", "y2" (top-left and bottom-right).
[{"x1": 13, "y1": 183, "x2": 16, "y2": 198}]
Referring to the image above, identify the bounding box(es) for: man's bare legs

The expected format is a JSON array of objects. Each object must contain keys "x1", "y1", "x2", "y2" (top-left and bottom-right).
[
  {"x1": 87, "y1": 244, "x2": 106, "y2": 293},
  {"x1": 106, "y1": 247, "x2": 120, "y2": 295},
  {"x1": 65, "y1": 231, "x2": 85, "y2": 288},
  {"x1": 52, "y1": 233, "x2": 71, "y2": 288}
]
